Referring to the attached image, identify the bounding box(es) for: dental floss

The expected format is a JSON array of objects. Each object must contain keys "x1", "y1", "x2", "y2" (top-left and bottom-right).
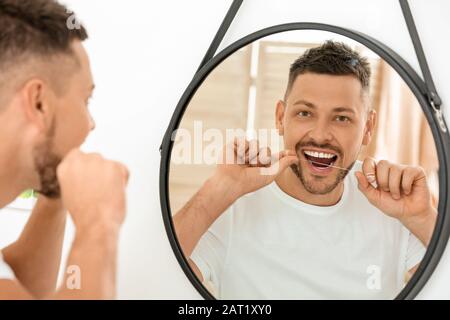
[
  {"x1": 299, "y1": 158, "x2": 353, "y2": 171},
  {"x1": 299, "y1": 158, "x2": 378, "y2": 188}
]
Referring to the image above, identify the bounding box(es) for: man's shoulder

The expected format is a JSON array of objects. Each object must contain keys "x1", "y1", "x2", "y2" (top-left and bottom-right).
[
  {"x1": 233, "y1": 183, "x2": 275, "y2": 205},
  {"x1": 224, "y1": 183, "x2": 276, "y2": 222}
]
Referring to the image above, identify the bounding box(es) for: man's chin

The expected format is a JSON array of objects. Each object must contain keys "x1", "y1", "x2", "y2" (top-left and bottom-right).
[
  {"x1": 34, "y1": 154, "x2": 62, "y2": 199},
  {"x1": 302, "y1": 181, "x2": 340, "y2": 195},
  {"x1": 300, "y1": 169, "x2": 343, "y2": 195}
]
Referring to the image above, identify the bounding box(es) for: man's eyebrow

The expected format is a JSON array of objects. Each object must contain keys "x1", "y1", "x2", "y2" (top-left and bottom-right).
[
  {"x1": 292, "y1": 100, "x2": 356, "y2": 114},
  {"x1": 292, "y1": 99, "x2": 316, "y2": 108},
  {"x1": 333, "y1": 107, "x2": 356, "y2": 114}
]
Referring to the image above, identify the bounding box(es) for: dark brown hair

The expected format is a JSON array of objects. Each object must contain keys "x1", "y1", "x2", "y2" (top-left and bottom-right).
[
  {"x1": 285, "y1": 40, "x2": 371, "y2": 99},
  {"x1": 0, "y1": 0, "x2": 88, "y2": 69}
]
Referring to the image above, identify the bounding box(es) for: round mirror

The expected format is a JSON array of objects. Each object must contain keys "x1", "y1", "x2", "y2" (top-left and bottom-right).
[{"x1": 160, "y1": 26, "x2": 450, "y2": 300}]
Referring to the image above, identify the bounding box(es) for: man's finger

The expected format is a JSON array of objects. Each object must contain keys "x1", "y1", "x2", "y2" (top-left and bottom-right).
[
  {"x1": 277, "y1": 152, "x2": 298, "y2": 174},
  {"x1": 251, "y1": 147, "x2": 272, "y2": 167},
  {"x1": 222, "y1": 139, "x2": 241, "y2": 164},
  {"x1": 362, "y1": 157, "x2": 378, "y2": 189},
  {"x1": 388, "y1": 166, "x2": 402, "y2": 200},
  {"x1": 247, "y1": 140, "x2": 260, "y2": 165},
  {"x1": 355, "y1": 171, "x2": 379, "y2": 205},
  {"x1": 401, "y1": 167, "x2": 427, "y2": 195},
  {"x1": 376, "y1": 160, "x2": 391, "y2": 192},
  {"x1": 260, "y1": 150, "x2": 298, "y2": 176},
  {"x1": 234, "y1": 137, "x2": 250, "y2": 163}
]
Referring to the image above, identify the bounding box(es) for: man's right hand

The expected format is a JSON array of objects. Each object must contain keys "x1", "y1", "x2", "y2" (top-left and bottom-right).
[
  {"x1": 0, "y1": 149, "x2": 130, "y2": 300},
  {"x1": 56, "y1": 149, "x2": 129, "y2": 232},
  {"x1": 213, "y1": 137, "x2": 298, "y2": 201},
  {"x1": 173, "y1": 138, "x2": 298, "y2": 279}
]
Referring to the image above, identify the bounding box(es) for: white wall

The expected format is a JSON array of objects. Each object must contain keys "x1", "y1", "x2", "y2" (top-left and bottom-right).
[{"x1": 0, "y1": 0, "x2": 449, "y2": 299}]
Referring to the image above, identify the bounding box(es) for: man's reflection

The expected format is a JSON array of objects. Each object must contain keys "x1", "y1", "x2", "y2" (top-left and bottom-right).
[{"x1": 174, "y1": 41, "x2": 436, "y2": 299}]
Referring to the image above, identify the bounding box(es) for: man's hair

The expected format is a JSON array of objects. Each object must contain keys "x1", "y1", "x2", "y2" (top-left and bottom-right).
[
  {"x1": 0, "y1": 0, "x2": 88, "y2": 108},
  {"x1": 285, "y1": 40, "x2": 371, "y2": 100}
]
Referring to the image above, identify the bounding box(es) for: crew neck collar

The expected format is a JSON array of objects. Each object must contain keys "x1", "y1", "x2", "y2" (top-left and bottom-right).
[{"x1": 269, "y1": 173, "x2": 351, "y2": 216}]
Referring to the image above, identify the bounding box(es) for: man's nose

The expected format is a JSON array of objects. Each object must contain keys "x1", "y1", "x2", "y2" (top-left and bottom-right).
[
  {"x1": 308, "y1": 118, "x2": 333, "y2": 142},
  {"x1": 89, "y1": 113, "x2": 96, "y2": 131}
]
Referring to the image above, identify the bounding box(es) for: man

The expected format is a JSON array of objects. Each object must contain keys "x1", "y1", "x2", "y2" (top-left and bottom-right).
[
  {"x1": 174, "y1": 41, "x2": 437, "y2": 299},
  {"x1": 0, "y1": 0, "x2": 128, "y2": 299}
]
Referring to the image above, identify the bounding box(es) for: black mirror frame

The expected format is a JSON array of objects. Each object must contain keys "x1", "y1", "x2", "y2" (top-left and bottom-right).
[{"x1": 160, "y1": 22, "x2": 450, "y2": 300}]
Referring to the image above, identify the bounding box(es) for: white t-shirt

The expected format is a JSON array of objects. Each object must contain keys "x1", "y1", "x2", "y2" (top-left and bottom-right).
[
  {"x1": 0, "y1": 251, "x2": 14, "y2": 280},
  {"x1": 191, "y1": 161, "x2": 426, "y2": 299}
]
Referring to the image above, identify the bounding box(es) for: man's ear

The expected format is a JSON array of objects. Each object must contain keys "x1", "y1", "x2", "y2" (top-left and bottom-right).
[
  {"x1": 20, "y1": 79, "x2": 55, "y2": 133},
  {"x1": 362, "y1": 109, "x2": 377, "y2": 146},
  {"x1": 276, "y1": 100, "x2": 286, "y2": 136}
]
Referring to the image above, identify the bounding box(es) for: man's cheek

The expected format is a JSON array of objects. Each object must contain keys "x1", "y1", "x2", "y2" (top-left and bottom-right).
[{"x1": 56, "y1": 126, "x2": 85, "y2": 155}]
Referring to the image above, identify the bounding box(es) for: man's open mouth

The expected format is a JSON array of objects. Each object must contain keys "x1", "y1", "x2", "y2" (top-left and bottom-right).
[{"x1": 303, "y1": 150, "x2": 338, "y2": 169}]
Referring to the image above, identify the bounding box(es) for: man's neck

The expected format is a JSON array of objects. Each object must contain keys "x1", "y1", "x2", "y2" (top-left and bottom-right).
[
  {"x1": 0, "y1": 112, "x2": 36, "y2": 208},
  {"x1": 275, "y1": 168, "x2": 345, "y2": 207},
  {"x1": 0, "y1": 181, "x2": 25, "y2": 209},
  {"x1": 0, "y1": 150, "x2": 29, "y2": 209}
]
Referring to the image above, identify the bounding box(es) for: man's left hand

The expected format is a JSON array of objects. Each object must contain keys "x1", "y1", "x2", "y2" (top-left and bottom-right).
[{"x1": 355, "y1": 157, "x2": 434, "y2": 225}]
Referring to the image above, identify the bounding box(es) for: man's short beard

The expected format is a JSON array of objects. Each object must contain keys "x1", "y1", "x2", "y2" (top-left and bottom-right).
[
  {"x1": 290, "y1": 162, "x2": 353, "y2": 195},
  {"x1": 33, "y1": 124, "x2": 62, "y2": 199},
  {"x1": 289, "y1": 140, "x2": 355, "y2": 195}
]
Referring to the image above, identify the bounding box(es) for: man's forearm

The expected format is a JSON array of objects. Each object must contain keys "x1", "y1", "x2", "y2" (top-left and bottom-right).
[
  {"x1": 51, "y1": 222, "x2": 119, "y2": 300},
  {"x1": 2, "y1": 196, "x2": 67, "y2": 298},
  {"x1": 401, "y1": 207, "x2": 437, "y2": 247},
  {"x1": 174, "y1": 174, "x2": 239, "y2": 258},
  {"x1": 0, "y1": 222, "x2": 121, "y2": 300}
]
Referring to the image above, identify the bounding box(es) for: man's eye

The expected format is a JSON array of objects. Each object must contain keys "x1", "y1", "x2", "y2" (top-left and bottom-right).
[
  {"x1": 297, "y1": 111, "x2": 311, "y2": 117},
  {"x1": 335, "y1": 115, "x2": 350, "y2": 122}
]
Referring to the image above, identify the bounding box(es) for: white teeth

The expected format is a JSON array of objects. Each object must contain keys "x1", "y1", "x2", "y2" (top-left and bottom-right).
[{"x1": 304, "y1": 150, "x2": 335, "y2": 159}]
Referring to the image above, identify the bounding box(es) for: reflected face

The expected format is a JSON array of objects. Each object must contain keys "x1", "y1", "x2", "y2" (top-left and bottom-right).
[
  {"x1": 34, "y1": 41, "x2": 95, "y2": 197},
  {"x1": 277, "y1": 72, "x2": 373, "y2": 194}
]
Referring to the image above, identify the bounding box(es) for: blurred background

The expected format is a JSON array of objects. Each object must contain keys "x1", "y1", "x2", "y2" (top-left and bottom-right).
[
  {"x1": 169, "y1": 30, "x2": 439, "y2": 214},
  {"x1": 0, "y1": 0, "x2": 447, "y2": 299}
]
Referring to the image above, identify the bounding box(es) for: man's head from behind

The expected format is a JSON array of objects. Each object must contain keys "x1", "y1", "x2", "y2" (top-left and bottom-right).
[
  {"x1": 0, "y1": 0, "x2": 94, "y2": 200},
  {"x1": 276, "y1": 41, "x2": 377, "y2": 195}
]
